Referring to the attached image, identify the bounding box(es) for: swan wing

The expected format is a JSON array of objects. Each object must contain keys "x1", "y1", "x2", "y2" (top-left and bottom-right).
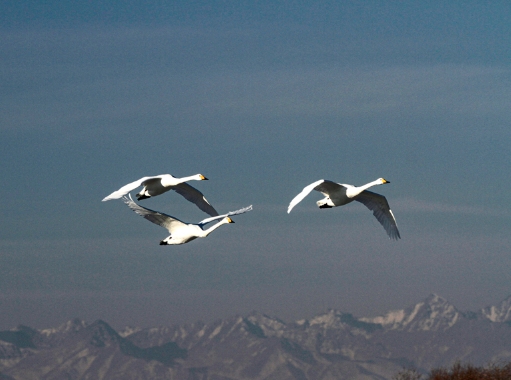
[
  {"x1": 172, "y1": 183, "x2": 219, "y2": 217},
  {"x1": 198, "y1": 205, "x2": 253, "y2": 226},
  {"x1": 313, "y1": 180, "x2": 346, "y2": 196},
  {"x1": 355, "y1": 190, "x2": 401, "y2": 240},
  {"x1": 122, "y1": 195, "x2": 187, "y2": 232},
  {"x1": 102, "y1": 176, "x2": 164, "y2": 201},
  {"x1": 287, "y1": 179, "x2": 329, "y2": 213}
]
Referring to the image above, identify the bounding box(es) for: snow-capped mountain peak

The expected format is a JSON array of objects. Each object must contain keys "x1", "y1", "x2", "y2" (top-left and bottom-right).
[
  {"x1": 39, "y1": 318, "x2": 87, "y2": 337},
  {"x1": 244, "y1": 312, "x2": 287, "y2": 337},
  {"x1": 308, "y1": 309, "x2": 344, "y2": 328},
  {"x1": 360, "y1": 294, "x2": 461, "y2": 331},
  {"x1": 481, "y1": 295, "x2": 511, "y2": 322}
]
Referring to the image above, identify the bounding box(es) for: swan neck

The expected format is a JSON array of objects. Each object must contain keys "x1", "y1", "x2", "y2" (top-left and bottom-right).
[
  {"x1": 161, "y1": 174, "x2": 198, "y2": 187},
  {"x1": 201, "y1": 218, "x2": 229, "y2": 237},
  {"x1": 176, "y1": 174, "x2": 202, "y2": 185},
  {"x1": 347, "y1": 179, "x2": 381, "y2": 198}
]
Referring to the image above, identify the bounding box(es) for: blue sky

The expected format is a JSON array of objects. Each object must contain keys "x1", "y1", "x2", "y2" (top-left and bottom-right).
[{"x1": 1, "y1": 1, "x2": 511, "y2": 329}]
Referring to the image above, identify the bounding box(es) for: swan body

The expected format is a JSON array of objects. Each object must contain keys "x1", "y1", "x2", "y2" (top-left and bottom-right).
[
  {"x1": 102, "y1": 174, "x2": 218, "y2": 217},
  {"x1": 122, "y1": 195, "x2": 253, "y2": 245},
  {"x1": 288, "y1": 178, "x2": 400, "y2": 240}
]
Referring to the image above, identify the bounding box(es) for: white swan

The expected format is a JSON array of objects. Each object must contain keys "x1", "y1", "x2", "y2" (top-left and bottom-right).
[
  {"x1": 287, "y1": 178, "x2": 400, "y2": 240},
  {"x1": 122, "y1": 195, "x2": 253, "y2": 245},
  {"x1": 102, "y1": 173, "x2": 218, "y2": 217}
]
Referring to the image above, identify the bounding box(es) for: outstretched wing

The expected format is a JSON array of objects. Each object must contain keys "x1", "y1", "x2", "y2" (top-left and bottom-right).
[
  {"x1": 355, "y1": 190, "x2": 401, "y2": 240},
  {"x1": 122, "y1": 195, "x2": 187, "y2": 232},
  {"x1": 102, "y1": 175, "x2": 163, "y2": 201},
  {"x1": 173, "y1": 183, "x2": 219, "y2": 217},
  {"x1": 198, "y1": 205, "x2": 253, "y2": 226},
  {"x1": 287, "y1": 179, "x2": 327, "y2": 213}
]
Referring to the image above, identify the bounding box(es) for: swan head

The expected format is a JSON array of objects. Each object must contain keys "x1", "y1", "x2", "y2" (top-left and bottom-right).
[
  {"x1": 379, "y1": 178, "x2": 390, "y2": 184},
  {"x1": 198, "y1": 174, "x2": 208, "y2": 180}
]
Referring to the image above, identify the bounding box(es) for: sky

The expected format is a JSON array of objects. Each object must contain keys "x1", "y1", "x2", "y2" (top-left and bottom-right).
[{"x1": 1, "y1": 1, "x2": 511, "y2": 330}]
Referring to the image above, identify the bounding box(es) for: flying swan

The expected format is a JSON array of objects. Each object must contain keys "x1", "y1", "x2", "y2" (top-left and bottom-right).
[
  {"x1": 287, "y1": 178, "x2": 400, "y2": 240},
  {"x1": 102, "y1": 173, "x2": 218, "y2": 217},
  {"x1": 122, "y1": 195, "x2": 253, "y2": 245}
]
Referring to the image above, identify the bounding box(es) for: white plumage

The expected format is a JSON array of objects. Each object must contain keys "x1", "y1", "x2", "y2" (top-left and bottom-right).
[
  {"x1": 102, "y1": 173, "x2": 218, "y2": 217},
  {"x1": 122, "y1": 195, "x2": 253, "y2": 245},
  {"x1": 288, "y1": 178, "x2": 400, "y2": 240}
]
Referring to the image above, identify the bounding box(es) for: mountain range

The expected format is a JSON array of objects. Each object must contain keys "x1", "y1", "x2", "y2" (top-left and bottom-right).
[{"x1": 1, "y1": 294, "x2": 511, "y2": 380}]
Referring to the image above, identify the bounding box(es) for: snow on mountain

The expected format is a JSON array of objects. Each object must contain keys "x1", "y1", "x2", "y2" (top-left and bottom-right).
[
  {"x1": 299, "y1": 308, "x2": 378, "y2": 334},
  {"x1": 0, "y1": 340, "x2": 24, "y2": 361},
  {"x1": 481, "y1": 295, "x2": 511, "y2": 322},
  {"x1": 39, "y1": 318, "x2": 87, "y2": 337},
  {"x1": 118, "y1": 326, "x2": 143, "y2": 338},
  {"x1": 2, "y1": 294, "x2": 511, "y2": 380},
  {"x1": 244, "y1": 311, "x2": 287, "y2": 337},
  {"x1": 360, "y1": 294, "x2": 462, "y2": 331},
  {"x1": 302, "y1": 309, "x2": 345, "y2": 329}
]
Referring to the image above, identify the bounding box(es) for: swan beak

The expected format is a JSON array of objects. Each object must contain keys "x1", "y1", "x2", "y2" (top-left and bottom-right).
[
  {"x1": 159, "y1": 240, "x2": 167, "y2": 245},
  {"x1": 199, "y1": 174, "x2": 208, "y2": 180},
  {"x1": 226, "y1": 217, "x2": 234, "y2": 223},
  {"x1": 381, "y1": 178, "x2": 390, "y2": 184}
]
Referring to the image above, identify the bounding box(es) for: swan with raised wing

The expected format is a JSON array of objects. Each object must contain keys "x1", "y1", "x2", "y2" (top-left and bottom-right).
[
  {"x1": 122, "y1": 195, "x2": 253, "y2": 245},
  {"x1": 287, "y1": 178, "x2": 400, "y2": 240},
  {"x1": 102, "y1": 173, "x2": 218, "y2": 217}
]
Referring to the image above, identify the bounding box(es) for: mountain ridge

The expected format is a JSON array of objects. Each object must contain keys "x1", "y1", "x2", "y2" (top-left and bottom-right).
[{"x1": 1, "y1": 293, "x2": 511, "y2": 380}]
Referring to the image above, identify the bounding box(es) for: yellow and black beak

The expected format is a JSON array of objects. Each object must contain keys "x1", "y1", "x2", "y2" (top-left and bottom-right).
[
  {"x1": 200, "y1": 174, "x2": 209, "y2": 180},
  {"x1": 226, "y1": 217, "x2": 234, "y2": 223}
]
